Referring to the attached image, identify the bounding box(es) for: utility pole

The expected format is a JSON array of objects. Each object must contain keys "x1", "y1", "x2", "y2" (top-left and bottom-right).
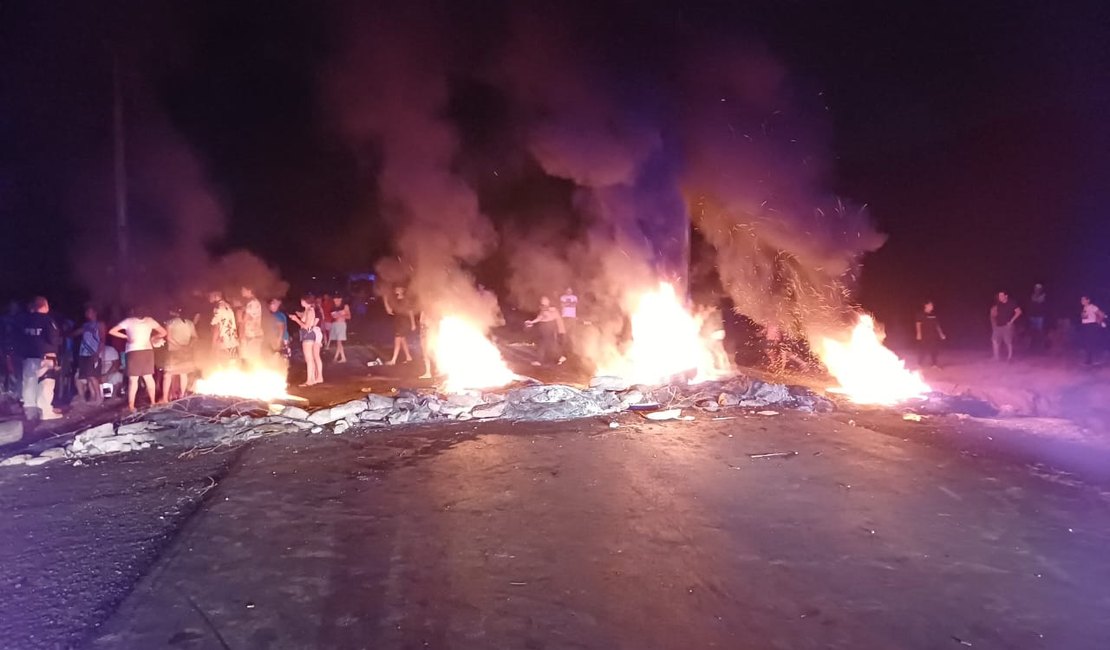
[{"x1": 112, "y1": 53, "x2": 129, "y2": 299}]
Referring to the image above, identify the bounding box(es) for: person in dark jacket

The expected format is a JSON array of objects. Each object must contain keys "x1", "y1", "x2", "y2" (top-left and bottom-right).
[{"x1": 18, "y1": 296, "x2": 61, "y2": 420}]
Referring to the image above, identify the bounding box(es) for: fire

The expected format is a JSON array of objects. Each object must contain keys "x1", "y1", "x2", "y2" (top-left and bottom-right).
[
  {"x1": 429, "y1": 316, "x2": 516, "y2": 393},
  {"x1": 194, "y1": 366, "x2": 303, "y2": 402},
  {"x1": 600, "y1": 282, "x2": 729, "y2": 385},
  {"x1": 815, "y1": 314, "x2": 929, "y2": 405}
]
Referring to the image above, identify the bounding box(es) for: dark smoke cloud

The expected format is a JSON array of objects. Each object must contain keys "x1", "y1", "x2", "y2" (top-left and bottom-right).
[
  {"x1": 324, "y1": 2, "x2": 886, "y2": 359},
  {"x1": 327, "y1": 4, "x2": 497, "y2": 324},
  {"x1": 73, "y1": 108, "x2": 287, "y2": 313}
]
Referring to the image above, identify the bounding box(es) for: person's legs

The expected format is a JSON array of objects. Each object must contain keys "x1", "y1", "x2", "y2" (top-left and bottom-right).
[
  {"x1": 1003, "y1": 325, "x2": 1015, "y2": 360},
  {"x1": 312, "y1": 341, "x2": 324, "y2": 383},
  {"x1": 991, "y1": 327, "x2": 1002, "y2": 360},
  {"x1": 75, "y1": 378, "x2": 89, "y2": 404},
  {"x1": 301, "y1": 341, "x2": 315, "y2": 385},
  {"x1": 38, "y1": 373, "x2": 58, "y2": 419},
  {"x1": 400, "y1": 337, "x2": 412, "y2": 362},
  {"x1": 142, "y1": 375, "x2": 156, "y2": 406},
  {"x1": 161, "y1": 373, "x2": 175, "y2": 402},
  {"x1": 389, "y1": 337, "x2": 401, "y2": 364},
  {"x1": 334, "y1": 340, "x2": 344, "y2": 363},
  {"x1": 21, "y1": 358, "x2": 41, "y2": 418},
  {"x1": 127, "y1": 376, "x2": 139, "y2": 411}
]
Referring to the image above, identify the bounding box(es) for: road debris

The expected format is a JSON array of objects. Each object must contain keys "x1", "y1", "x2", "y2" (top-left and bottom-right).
[
  {"x1": 644, "y1": 408, "x2": 684, "y2": 421},
  {"x1": 0, "y1": 372, "x2": 844, "y2": 467},
  {"x1": 902, "y1": 413, "x2": 924, "y2": 422},
  {"x1": 748, "y1": 451, "x2": 798, "y2": 460}
]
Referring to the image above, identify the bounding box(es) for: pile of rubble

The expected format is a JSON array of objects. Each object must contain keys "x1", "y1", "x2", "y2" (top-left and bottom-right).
[{"x1": 1, "y1": 374, "x2": 833, "y2": 468}]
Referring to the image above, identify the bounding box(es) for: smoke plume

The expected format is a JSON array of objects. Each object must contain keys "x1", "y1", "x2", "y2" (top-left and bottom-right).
[
  {"x1": 324, "y1": 2, "x2": 886, "y2": 366},
  {"x1": 327, "y1": 4, "x2": 498, "y2": 326}
]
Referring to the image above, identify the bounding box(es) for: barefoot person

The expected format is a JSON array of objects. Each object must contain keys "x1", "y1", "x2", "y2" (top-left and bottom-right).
[
  {"x1": 73, "y1": 306, "x2": 107, "y2": 405},
  {"x1": 291, "y1": 296, "x2": 324, "y2": 385},
  {"x1": 109, "y1": 308, "x2": 167, "y2": 412},
  {"x1": 383, "y1": 286, "x2": 415, "y2": 365},
  {"x1": 330, "y1": 296, "x2": 351, "y2": 363},
  {"x1": 163, "y1": 308, "x2": 197, "y2": 401}
]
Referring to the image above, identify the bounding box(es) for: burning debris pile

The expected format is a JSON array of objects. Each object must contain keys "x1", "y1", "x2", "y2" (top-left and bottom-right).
[{"x1": 1, "y1": 373, "x2": 832, "y2": 468}]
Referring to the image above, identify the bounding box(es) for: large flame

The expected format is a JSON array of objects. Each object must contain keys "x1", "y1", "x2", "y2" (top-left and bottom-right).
[
  {"x1": 815, "y1": 314, "x2": 929, "y2": 405},
  {"x1": 599, "y1": 282, "x2": 729, "y2": 385},
  {"x1": 429, "y1": 316, "x2": 516, "y2": 393},
  {"x1": 194, "y1": 366, "x2": 303, "y2": 402}
]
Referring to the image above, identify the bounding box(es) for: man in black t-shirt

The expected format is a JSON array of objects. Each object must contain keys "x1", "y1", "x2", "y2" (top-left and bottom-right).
[
  {"x1": 915, "y1": 301, "x2": 947, "y2": 367},
  {"x1": 989, "y1": 291, "x2": 1022, "y2": 361}
]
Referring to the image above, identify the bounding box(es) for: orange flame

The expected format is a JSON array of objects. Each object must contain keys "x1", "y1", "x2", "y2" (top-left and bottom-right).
[
  {"x1": 194, "y1": 365, "x2": 304, "y2": 402},
  {"x1": 815, "y1": 314, "x2": 929, "y2": 405},
  {"x1": 429, "y1": 316, "x2": 516, "y2": 393},
  {"x1": 599, "y1": 282, "x2": 729, "y2": 385}
]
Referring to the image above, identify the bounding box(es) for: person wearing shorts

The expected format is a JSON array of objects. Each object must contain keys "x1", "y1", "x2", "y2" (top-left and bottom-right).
[
  {"x1": 989, "y1": 291, "x2": 1021, "y2": 362},
  {"x1": 109, "y1": 309, "x2": 167, "y2": 412},
  {"x1": 74, "y1": 306, "x2": 106, "y2": 405},
  {"x1": 383, "y1": 286, "x2": 415, "y2": 365},
  {"x1": 330, "y1": 296, "x2": 351, "y2": 363},
  {"x1": 290, "y1": 296, "x2": 324, "y2": 386}
]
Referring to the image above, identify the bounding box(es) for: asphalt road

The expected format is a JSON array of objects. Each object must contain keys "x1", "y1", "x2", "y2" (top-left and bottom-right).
[{"x1": 3, "y1": 403, "x2": 1108, "y2": 649}]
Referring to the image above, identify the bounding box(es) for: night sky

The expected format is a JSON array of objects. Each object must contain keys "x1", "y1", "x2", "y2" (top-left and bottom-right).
[{"x1": 2, "y1": 1, "x2": 1108, "y2": 342}]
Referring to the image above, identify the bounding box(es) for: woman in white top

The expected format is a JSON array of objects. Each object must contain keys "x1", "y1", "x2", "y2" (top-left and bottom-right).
[
  {"x1": 290, "y1": 296, "x2": 324, "y2": 386},
  {"x1": 109, "y1": 307, "x2": 167, "y2": 412},
  {"x1": 330, "y1": 296, "x2": 351, "y2": 363}
]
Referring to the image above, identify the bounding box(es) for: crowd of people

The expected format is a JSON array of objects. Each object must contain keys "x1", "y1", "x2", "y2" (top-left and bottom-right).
[
  {"x1": 914, "y1": 284, "x2": 1109, "y2": 367},
  {"x1": 0, "y1": 288, "x2": 328, "y2": 420}
]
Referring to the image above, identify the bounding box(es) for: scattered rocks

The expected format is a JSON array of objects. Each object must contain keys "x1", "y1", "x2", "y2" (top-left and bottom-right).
[
  {"x1": 307, "y1": 399, "x2": 368, "y2": 425},
  {"x1": 590, "y1": 375, "x2": 631, "y2": 392},
  {"x1": 472, "y1": 401, "x2": 507, "y2": 420},
  {"x1": 280, "y1": 406, "x2": 310, "y2": 421},
  {"x1": 0, "y1": 454, "x2": 32, "y2": 467},
  {"x1": 0, "y1": 419, "x2": 24, "y2": 445},
  {"x1": 1, "y1": 371, "x2": 843, "y2": 468}
]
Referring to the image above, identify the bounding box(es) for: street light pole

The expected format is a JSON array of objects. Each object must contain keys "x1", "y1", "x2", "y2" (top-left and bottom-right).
[{"x1": 112, "y1": 53, "x2": 129, "y2": 299}]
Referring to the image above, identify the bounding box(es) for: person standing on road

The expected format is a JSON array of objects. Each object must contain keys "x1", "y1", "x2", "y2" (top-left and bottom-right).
[
  {"x1": 330, "y1": 296, "x2": 351, "y2": 363},
  {"x1": 915, "y1": 301, "x2": 947, "y2": 368},
  {"x1": 1028, "y1": 284, "x2": 1048, "y2": 352},
  {"x1": 1078, "y1": 295, "x2": 1106, "y2": 366},
  {"x1": 990, "y1": 291, "x2": 1021, "y2": 361},
  {"x1": 109, "y1": 307, "x2": 167, "y2": 412},
  {"x1": 72, "y1": 306, "x2": 106, "y2": 405},
  {"x1": 560, "y1": 287, "x2": 577, "y2": 361},
  {"x1": 1, "y1": 300, "x2": 21, "y2": 394},
  {"x1": 290, "y1": 296, "x2": 324, "y2": 386},
  {"x1": 382, "y1": 286, "x2": 415, "y2": 366},
  {"x1": 18, "y1": 297, "x2": 61, "y2": 420},
  {"x1": 239, "y1": 287, "x2": 264, "y2": 366},
  {"x1": 264, "y1": 298, "x2": 290, "y2": 360},
  {"x1": 525, "y1": 296, "x2": 564, "y2": 366},
  {"x1": 209, "y1": 291, "x2": 238, "y2": 363},
  {"x1": 164, "y1": 308, "x2": 198, "y2": 401}
]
